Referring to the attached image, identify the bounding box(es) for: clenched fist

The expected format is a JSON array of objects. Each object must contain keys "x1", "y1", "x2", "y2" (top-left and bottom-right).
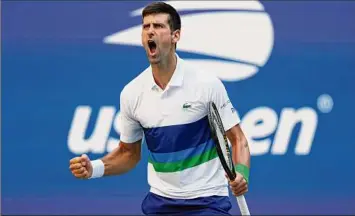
[
  {"x1": 69, "y1": 154, "x2": 92, "y2": 179},
  {"x1": 226, "y1": 172, "x2": 248, "y2": 197}
]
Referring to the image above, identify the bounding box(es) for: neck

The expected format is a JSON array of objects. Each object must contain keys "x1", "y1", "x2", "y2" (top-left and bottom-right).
[{"x1": 152, "y1": 52, "x2": 177, "y2": 90}]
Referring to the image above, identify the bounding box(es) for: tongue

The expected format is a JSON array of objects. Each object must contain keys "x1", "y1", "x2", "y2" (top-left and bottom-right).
[{"x1": 150, "y1": 46, "x2": 156, "y2": 54}]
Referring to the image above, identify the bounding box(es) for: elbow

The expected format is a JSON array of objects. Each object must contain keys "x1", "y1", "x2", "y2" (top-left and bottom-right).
[{"x1": 118, "y1": 141, "x2": 142, "y2": 168}]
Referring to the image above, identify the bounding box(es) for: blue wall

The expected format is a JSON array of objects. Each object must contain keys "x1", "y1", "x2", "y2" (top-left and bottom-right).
[{"x1": 2, "y1": 1, "x2": 355, "y2": 215}]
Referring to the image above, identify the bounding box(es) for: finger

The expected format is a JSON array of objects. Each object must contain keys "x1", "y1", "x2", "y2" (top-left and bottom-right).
[
  {"x1": 229, "y1": 174, "x2": 243, "y2": 187},
  {"x1": 225, "y1": 173, "x2": 234, "y2": 185},
  {"x1": 72, "y1": 167, "x2": 86, "y2": 175},
  {"x1": 69, "y1": 163, "x2": 82, "y2": 170},
  {"x1": 81, "y1": 154, "x2": 90, "y2": 162},
  {"x1": 234, "y1": 186, "x2": 248, "y2": 197},
  {"x1": 69, "y1": 157, "x2": 81, "y2": 165},
  {"x1": 233, "y1": 178, "x2": 247, "y2": 192},
  {"x1": 234, "y1": 181, "x2": 247, "y2": 194},
  {"x1": 82, "y1": 170, "x2": 89, "y2": 178},
  {"x1": 81, "y1": 154, "x2": 91, "y2": 166},
  {"x1": 79, "y1": 170, "x2": 89, "y2": 178},
  {"x1": 74, "y1": 170, "x2": 89, "y2": 179},
  {"x1": 232, "y1": 178, "x2": 247, "y2": 195},
  {"x1": 229, "y1": 180, "x2": 238, "y2": 187}
]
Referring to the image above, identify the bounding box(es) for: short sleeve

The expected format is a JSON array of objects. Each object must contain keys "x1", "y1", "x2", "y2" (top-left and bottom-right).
[
  {"x1": 208, "y1": 77, "x2": 241, "y2": 131},
  {"x1": 118, "y1": 89, "x2": 144, "y2": 144}
]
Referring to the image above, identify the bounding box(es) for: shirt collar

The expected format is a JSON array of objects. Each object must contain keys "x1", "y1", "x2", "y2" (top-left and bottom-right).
[{"x1": 149, "y1": 53, "x2": 184, "y2": 90}]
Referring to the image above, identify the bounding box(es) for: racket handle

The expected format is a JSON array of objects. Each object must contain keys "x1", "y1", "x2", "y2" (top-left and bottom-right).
[{"x1": 235, "y1": 195, "x2": 251, "y2": 216}]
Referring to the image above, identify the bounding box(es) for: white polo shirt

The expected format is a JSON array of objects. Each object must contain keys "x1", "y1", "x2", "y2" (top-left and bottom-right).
[{"x1": 118, "y1": 54, "x2": 241, "y2": 199}]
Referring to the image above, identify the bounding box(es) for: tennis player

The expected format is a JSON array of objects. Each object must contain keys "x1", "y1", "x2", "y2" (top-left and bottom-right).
[{"x1": 69, "y1": 2, "x2": 251, "y2": 215}]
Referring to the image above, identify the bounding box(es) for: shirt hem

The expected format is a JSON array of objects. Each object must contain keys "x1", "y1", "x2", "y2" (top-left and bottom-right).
[{"x1": 149, "y1": 186, "x2": 229, "y2": 199}]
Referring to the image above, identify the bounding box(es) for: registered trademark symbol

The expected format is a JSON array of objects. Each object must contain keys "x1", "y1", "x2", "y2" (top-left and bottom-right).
[{"x1": 317, "y1": 94, "x2": 333, "y2": 113}]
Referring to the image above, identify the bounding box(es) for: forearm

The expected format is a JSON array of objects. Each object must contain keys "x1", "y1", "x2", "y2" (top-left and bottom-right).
[
  {"x1": 231, "y1": 135, "x2": 250, "y2": 168},
  {"x1": 227, "y1": 125, "x2": 251, "y2": 182},
  {"x1": 231, "y1": 134, "x2": 250, "y2": 183},
  {"x1": 101, "y1": 143, "x2": 140, "y2": 176}
]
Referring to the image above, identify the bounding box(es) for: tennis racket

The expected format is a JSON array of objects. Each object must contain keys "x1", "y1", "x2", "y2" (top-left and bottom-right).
[{"x1": 207, "y1": 101, "x2": 251, "y2": 216}]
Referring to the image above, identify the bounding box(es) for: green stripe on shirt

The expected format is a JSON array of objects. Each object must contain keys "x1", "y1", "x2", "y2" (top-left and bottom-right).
[{"x1": 148, "y1": 147, "x2": 218, "y2": 173}]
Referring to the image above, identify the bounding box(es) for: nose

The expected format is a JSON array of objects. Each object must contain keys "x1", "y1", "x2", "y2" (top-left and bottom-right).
[{"x1": 147, "y1": 25, "x2": 155, "y2": 37}]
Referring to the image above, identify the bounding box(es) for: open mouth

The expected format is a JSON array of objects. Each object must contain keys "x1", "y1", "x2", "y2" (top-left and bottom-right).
[{"x1": 148, "y1": 40, "x2": 157, "y2": 54}]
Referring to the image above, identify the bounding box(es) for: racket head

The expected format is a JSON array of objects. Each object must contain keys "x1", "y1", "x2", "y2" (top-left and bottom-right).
[{"x1": 207, "y1": 101, "x2": 236, "y2": 180}]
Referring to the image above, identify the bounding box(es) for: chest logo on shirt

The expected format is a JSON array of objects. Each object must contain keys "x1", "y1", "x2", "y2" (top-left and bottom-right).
[{"x1": 182, "y1": 102, "x2": 192, "y2": 109}]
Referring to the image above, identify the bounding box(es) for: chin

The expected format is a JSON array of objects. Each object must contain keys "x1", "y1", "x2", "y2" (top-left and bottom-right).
[
  {"x1": 149, "y1": 60, "x2": 160, "y2": 65},
  {"x1": 148, "y1": 56, "x2": 160, "y2": 64}
]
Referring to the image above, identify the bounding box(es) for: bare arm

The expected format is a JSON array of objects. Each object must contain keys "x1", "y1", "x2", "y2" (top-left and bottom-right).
[
  {"x1": 226, "y1": 124, "x2": 250, "y2": 169},
  {"x1": 70, "y1": 87, "x2": 144, "y2": 179},
  {"x1": 226, "y1": 123, "x2": 251, "y2": 196},
  {"x1": 101, "y1": 140, "x2": 142, "y2": 176}
]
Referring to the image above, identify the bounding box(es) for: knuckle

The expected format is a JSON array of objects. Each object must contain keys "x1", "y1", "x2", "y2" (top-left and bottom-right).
[{"x1": 74, "y1": 169, "x2": 82, "y2": 174}]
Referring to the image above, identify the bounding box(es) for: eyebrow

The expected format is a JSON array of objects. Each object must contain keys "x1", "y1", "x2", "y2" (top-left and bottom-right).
[{"x1": 142, "y1": 22, "x2": 166, "y2": 27}]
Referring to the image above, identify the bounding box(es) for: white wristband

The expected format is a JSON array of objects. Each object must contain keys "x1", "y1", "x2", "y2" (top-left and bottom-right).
[{"x1": 89, "y1": 159, "x2": 105, "y2": 179}]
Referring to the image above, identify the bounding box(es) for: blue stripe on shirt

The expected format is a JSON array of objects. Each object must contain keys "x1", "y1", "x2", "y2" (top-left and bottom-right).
[
  {"x1": 148, "y1": 138, "x2": 215, "y2": 163},
  {"x1": 143, "y1": 116, "x2": 211, "y2": 153}
]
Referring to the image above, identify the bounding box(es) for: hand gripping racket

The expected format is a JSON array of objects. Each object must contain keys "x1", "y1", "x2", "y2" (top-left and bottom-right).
[{"x1": 207, "y1": 101, "x2": 251, "y2": 216}]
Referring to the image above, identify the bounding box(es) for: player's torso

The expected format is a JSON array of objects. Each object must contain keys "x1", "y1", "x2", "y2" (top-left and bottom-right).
[{"x1": 126, "y1": 60, "x2": 228, "y2": 198}]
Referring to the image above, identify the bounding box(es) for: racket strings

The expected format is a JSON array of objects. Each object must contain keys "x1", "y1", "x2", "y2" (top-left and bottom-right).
[{"x1": 212, "y1": 111, "x2": 234, "y2": 171}]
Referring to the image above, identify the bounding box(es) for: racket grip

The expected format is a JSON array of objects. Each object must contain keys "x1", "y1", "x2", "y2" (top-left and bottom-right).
[{"x1": 235, "y1": 195, "x2": 251, "y2": 216}]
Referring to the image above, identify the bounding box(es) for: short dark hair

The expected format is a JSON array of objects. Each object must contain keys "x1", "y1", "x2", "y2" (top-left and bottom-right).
[{"x1": 142, "y1": 2, "x2": 181, "y2": 32}]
